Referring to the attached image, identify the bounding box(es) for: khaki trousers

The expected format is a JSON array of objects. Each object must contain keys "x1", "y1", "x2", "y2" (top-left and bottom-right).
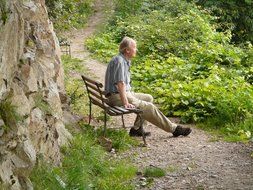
[{"x1": 108, "y1": 92, "x2": 177, "y2": 133}]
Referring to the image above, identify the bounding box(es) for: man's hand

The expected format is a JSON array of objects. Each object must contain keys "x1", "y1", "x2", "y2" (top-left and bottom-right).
[
  {"x1": 117, "y1": 82, "x2": 135, "y2": 108},
  {"x1": 124, "y1": 103, "x2": 135, "y2": 109}
]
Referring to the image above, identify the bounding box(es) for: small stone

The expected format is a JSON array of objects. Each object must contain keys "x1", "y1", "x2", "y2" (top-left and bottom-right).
[
  {"x1": 210, "y1": 174, "x2": 218, "y2": 178},
  {"x1": 0, "y1": 127, "x2": 4, "y2": 137},
  {"x1": 7, "y1": 140, "x2": 17, "y2": 150},
  {"x1": 110, "y1": 148, "x2": 115, "y2": 154},
  {"x1": 140, "y1": 177, "x2": 146, "y2": 181},
  {"x1": 140, "y1": 182, "x2": 147, "y2": 187}
]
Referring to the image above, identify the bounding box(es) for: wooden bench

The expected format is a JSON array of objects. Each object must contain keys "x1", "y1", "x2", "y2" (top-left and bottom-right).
[
  {"x1": 81, "y1": 75, "x2": 146, "y2": 144},
  {"x1": 59, "y1": 38, "x2": 71, "y2": 56}
]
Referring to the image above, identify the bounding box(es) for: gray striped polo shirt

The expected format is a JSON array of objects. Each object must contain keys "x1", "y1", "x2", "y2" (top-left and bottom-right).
[{"x1": 104, "y1": 53, "x2": 131, "y2": 94}]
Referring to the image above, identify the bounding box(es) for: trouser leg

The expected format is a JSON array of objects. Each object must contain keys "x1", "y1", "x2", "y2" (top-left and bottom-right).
[
  {"x1": 108, "y1": 92, "x2": 177, "y2": 133},
  {"x1": 128, "y1": 92, "x2": 176, "y2": 132},
  {"x1": 131, "y1": 92, "x2": 153, "y2": 129}
]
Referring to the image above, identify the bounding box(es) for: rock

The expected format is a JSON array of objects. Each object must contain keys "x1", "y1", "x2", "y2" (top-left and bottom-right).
[
  {"x1": 55, "y1": 120, "x2": 72, "y2": 146},
  {"x1": 0, "y1": 126, "x2": 4, "y2": 137},
  {"x1": 7, "y1": 140, "x2": 18, "y2": 150},
  {"x1": 0, "y1": 0, "x2": 69, "y2": 187},
  {"x1": 210, "y1": 174, "x2": 218, "y2": 178},
  {"x1": 98, "y1": 136, "x2": 112, "y2": 152}
]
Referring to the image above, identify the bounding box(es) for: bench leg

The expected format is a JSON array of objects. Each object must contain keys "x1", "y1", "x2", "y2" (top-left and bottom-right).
[
  {"x1": 103, "y1": 111, "x2": 107, "y2": 135},
  {"x1": 88, "y1": 102, "x2": 92, "y2": 125},
  {"x1": 69, "y1": 45, "x2": 71, "y2": 57},
  {"x1": 121, "y1": 115, "x2": 126, "y2": 128},
  {"x1": 137, "y1": 113, "x2": 147, "y2": 146}
]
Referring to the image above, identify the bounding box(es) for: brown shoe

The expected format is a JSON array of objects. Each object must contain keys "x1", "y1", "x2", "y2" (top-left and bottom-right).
[
  {"x1": 173, "y1": 125, "x2": 191, "y2": 137},
  {"x1": 129, "y1": 126, "x2": 151, "y2": 137}
]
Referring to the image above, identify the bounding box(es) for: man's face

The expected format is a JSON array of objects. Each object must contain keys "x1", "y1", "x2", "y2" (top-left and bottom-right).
[{"x1": 127, "y1": 41, "x2": 137, "y2": 59}]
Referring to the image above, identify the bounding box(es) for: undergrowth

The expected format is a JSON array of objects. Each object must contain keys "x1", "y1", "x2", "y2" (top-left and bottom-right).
[
  {"x1": 0, "y1": 99, "x2": 21, "y2": 129},
  {"x1": 31, "y1": 124, "x2": 137, "y2": 190},
  {"x1": 45, "y1": 0, "x2": 95, "y2": 32}
]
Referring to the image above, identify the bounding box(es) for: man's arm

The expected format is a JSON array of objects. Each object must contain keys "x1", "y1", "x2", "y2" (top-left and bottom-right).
[{"x1": 117, "y1": 81, "x2": 135, "y2": 108}]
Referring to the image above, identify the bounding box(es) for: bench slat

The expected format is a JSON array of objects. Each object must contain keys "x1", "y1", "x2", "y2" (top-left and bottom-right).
[
  {"x1": 82, "y1": 75, "x2": 103, "y2": 88},
  {"x1": 108, "y1": 106, "x2": 129, "y2": 115},
  {"x1": 90, "y1": 98, "x2": 119, "y2": 115},
  {"x1": 88, "y1": 88, "x2": 107, "y2": 103},
  {"x1": 85, "y1": 81, "x2": 103, "y2": 93}
]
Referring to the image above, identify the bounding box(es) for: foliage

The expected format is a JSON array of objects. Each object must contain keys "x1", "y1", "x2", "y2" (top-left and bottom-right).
[
  {"x1": 45, "y1": 0, "x2": 94, "y2": 32},
  {"x1": 144, "y1": 166, "x2": 166, "y2": 177},
  {"x1": 30, "y1": 123, "x2": 136, "y2": 190},
  {"x1": 85, "y1": 33, "x2": 118, "y2": 63},
  {"x1": 34, "y1": 93, "x2": 52, "y2": 115},
  {"x1": 189, "y1": 0, "x2": 253, "y2": 44},
  {"x1": 96, "y1": 128, "x2": 139, "y2": 151},
  {"x1": 0, "y1": 99, "x2": 21, "y2": 129},
  {"x1": 0, "y1": 0, "x2": 9, "y2": 25},
  {"x1": 62, "y1": 55, "x2": 88, "y2": 114},
  {"x1": 0, "y1": 181, "x2": 9, "y2": 190},
  {"x1": 85, "y1": 0, "x2": 253, "y2": 141}
]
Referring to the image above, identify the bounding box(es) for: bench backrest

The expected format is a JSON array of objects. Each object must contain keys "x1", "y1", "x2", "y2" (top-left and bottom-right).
[{"x1": 81, "y1": 75, "x2": 108, "y2": 109}]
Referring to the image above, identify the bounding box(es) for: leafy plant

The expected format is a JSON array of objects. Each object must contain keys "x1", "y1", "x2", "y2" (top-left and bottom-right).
[
  {"x1": 144, "y1": 166, "x2": 166, "y2": 177},
  {"x1": 0, "y1": 0, "x2": 9, "y2": 25},
  {"x1": 45, "y1": 0, "x2": 95, "y2": 32},
  {"x1": 62, "y1": 56, "x2": 90, "y2": 115},
  {"x1": 96, "y1": 128, "x2": 139, "y2": 151},
  {"x1": 0, "y1": 99, "x2": 21, "y2": 129},
  {"x1": 191, "y1": 0, "x2": 253, "y2": 44},
  {"x1": 34, "y1": 93, "x2": 52, "y2": 115}
]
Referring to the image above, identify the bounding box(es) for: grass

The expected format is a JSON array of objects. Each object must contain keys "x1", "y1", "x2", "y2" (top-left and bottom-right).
[
  {"x1": 31, "y1": 123, "x2": 137, "y2": 190},
  {"x1": 0, "y1": 99, "x2": 21, "y2": 129},
  {"x1": 198, "y1": 117, "x2": 253, "y2": 143},
  {"x1": 166, "y1": 165, "x2": 179, "y2": 173},
  {"x1": 34, "y1": 93, "x2": 52, "y2": 115},
  {"x1": 96, "y1": 127, "x2": 140, "y2": 152},
  {"x1": 143, "y1": 166, "x2": 166, "y2": 178},
  {"x1": 0, "y1": 182, "x2": 9, "y2": 190}
]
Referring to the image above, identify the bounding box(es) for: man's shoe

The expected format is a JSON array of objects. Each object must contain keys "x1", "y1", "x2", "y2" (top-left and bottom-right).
[
  {"x1": 129, "y1": 126, "x2": 151, "y2": 137},
  {"x1": 173, "y1": 125, "x2": 192, "y2": 137}
]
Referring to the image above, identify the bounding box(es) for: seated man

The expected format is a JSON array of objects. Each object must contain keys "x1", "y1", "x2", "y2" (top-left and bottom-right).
[{"x1": 104, "y1": 36, "x2": 191, "y2": 137}]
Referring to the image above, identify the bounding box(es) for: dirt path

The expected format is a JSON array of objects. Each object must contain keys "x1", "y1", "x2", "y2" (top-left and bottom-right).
[{"x1": 66, "y1": 1, "x2": 253, "y2": 189}]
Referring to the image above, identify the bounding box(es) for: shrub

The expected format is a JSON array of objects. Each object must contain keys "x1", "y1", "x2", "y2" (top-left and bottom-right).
[
  {"x1": 45, "y1": 0, "x2": 94, "y2": 32},
  {"x1": 0, "y1": 99, "x2": 21, "y2": 129}
]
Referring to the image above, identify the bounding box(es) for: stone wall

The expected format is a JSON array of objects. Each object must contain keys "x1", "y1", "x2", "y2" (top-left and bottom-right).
[{"x1": 0, "y1": 0, "x2": 71, "y2": 189}]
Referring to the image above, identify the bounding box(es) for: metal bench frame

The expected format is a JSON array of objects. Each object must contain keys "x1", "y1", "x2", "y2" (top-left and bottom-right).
[
  {"x1": 81, "y1": 75, "x2": 145, "y2": 140},
  {"x1": 59, "y1": 39, "x2": 71, "y2": 56}
]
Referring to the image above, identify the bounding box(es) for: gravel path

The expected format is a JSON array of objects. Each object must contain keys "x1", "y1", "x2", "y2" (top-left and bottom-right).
[{"x1": 65, "y1": 1, "x2": 253, "y2": 189}]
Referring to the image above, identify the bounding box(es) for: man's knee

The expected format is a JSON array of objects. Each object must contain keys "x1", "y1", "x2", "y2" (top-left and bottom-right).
[{"x1": 146, "y1": 94, "x2": 153, "y2": 103}]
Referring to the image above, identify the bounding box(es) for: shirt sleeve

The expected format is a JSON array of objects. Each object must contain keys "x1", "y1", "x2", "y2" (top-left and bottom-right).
[{"x1": 113, "y1": 58, "x2": 125, "y2": 84}]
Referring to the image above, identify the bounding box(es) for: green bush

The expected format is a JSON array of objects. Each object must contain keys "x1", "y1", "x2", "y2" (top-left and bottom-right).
[
  {"x1": 0, "y1": 99, "x2": 21, "y2": 129},
  {"x1": 45, "y1": 0, "x2": 94, "y2": 32},
  {"x1": 144, "y1": 166, "x2": 166, "y2": 177}
]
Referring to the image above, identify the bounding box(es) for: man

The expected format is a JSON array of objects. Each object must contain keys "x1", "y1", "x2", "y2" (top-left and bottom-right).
[{"x1": 105, "y1": 36, "x2": 191, "y2": 137}]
